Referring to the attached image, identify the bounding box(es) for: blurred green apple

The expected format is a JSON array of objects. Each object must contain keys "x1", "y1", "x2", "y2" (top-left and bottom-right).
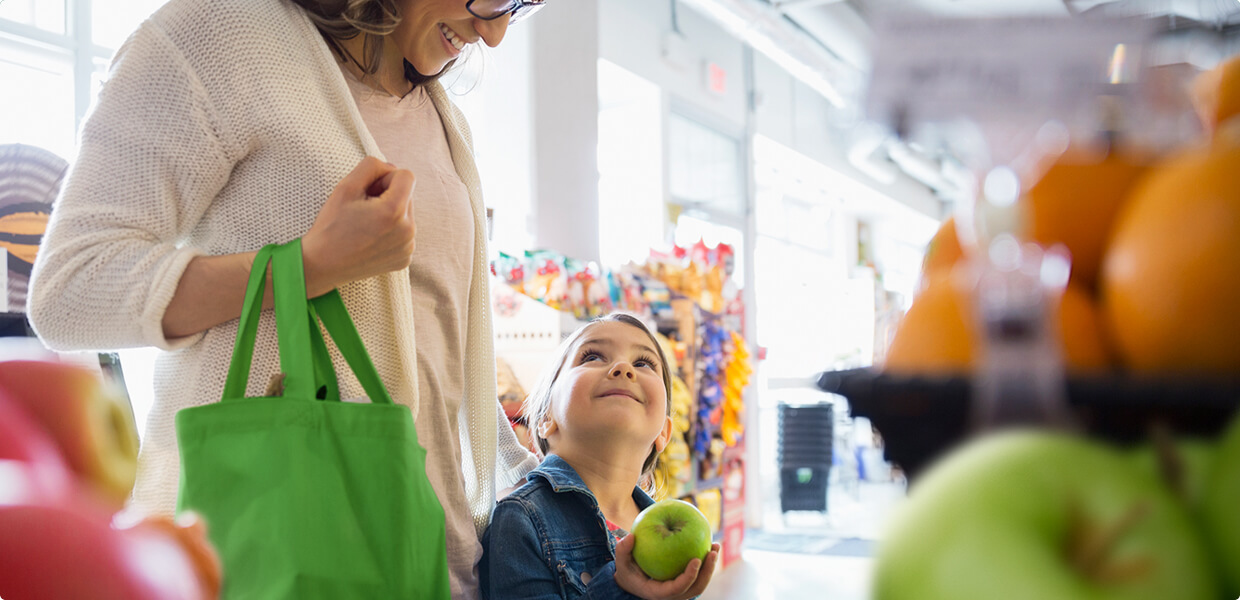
[
  {"x1": 1202, "y1": 414, "x2": 1240, "y2": 595},
  {"x1": 874, "y1": 431, "x2": 1220, "y2": 600},
  {"x1": 1128, "y1": 435, "x2": 1215, "y2": 510},
  {"x1": 631, "y1": 499, "x2": 712, "y2": 581}
]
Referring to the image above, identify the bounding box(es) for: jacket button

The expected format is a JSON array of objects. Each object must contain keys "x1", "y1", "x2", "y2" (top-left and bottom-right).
[{"x1": 581, "y1": 572, "x2": 592, "y2": 585}]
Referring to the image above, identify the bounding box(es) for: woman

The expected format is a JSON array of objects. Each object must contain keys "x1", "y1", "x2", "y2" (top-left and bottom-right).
[{"x1": 28, "y1": 0, "x2": 545, "y2": 597}]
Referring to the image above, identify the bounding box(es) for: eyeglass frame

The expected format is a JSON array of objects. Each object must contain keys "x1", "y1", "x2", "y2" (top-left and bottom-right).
[{"x1": 465, "y1": 0, "x2": 546, "y2": 25}]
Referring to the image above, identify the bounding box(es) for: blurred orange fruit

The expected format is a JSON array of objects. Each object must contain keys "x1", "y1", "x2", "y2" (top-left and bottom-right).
[
  {"x1": 1057, "y1": 282, "x2": 1112, "y2": 371},
  {"x1": 1100, "y1": 137, "x2": 1240, "y2": 374},
  {"x1": 1022, "y1": 150, "x2": 1148, "y2": 290},
  {"x1": 1191, "y1": 53, "x2": 1240, "y2": 135},
  {"x1": 885, "y1": 273, "x2": 973, "y2": 374},
  {"x1": 920, "y1": 217, "x2": 966, "y2": 283},
  {"x1": 885, "y1": 276, "x2": 1111, "y2": 375}
]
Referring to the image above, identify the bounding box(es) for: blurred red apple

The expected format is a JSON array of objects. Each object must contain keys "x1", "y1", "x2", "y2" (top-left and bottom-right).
[
  {"x1": 0, "y1": 501, "x2": 208, "y2": 600},
  {"x1": 0, "y1": 360, "x2": 139, "y2": 509},
  {"x1": 0, "y1": 389, "x2": 73, "y2": 503}
]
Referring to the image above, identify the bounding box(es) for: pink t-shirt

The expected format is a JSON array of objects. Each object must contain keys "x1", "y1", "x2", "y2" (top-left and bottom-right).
[{"x1": 341, "y1": 65, "x2": 479, "y2": 599}]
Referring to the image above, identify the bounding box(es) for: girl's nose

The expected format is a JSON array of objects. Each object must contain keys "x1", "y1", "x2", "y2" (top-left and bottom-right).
[{"x1": 611, "y1": 363, "x2": 636, "y2": 380}]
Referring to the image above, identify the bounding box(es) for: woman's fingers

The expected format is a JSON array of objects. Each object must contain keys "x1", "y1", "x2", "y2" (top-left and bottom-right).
[
  {"x1": 382, "y1": 168, "x2": 416, "y2": 220},
  {"x1": 339, "y1": 156, "x2": 394, "y2": 199},
  {"x1": 365, "y1": 168, "x2": 396, "y2": 198}
]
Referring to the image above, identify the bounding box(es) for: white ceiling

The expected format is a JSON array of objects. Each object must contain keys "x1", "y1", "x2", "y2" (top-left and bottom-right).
[
  {"x1": 770, "y1": 0, "x2": 1240, "y2": 71},
  {"x1": 883, "y1": 0, "x2": 1069, "y2": 17}
]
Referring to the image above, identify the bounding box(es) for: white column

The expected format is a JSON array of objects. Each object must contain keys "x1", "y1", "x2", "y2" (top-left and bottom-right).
[{"x1": 529, "y1": 0, "x2": 601, "y2": 263}]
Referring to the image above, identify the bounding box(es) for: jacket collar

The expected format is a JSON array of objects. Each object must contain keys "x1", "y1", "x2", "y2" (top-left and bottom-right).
[{"x1": 530, "y1": 455, "x2": 656, "y2": 509}]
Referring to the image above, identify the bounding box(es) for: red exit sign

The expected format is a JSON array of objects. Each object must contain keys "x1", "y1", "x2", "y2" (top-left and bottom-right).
[{"x1": 706, "y1": 62, "x2": 727, "y2": 95}]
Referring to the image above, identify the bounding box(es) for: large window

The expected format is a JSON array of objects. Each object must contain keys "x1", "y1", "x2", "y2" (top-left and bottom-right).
[
  {"x1": 596, "y1": 59, "x2": 664, "y2": 268},
  {"x1": 667, "y1": 111, "x2": 745, "y2": 218},
  {"x1": 2, "y1": 0, "x2": 171, "y2": 435},
  {"x1": 0, "y1": 0, "x2": 168, "y2": 159}
]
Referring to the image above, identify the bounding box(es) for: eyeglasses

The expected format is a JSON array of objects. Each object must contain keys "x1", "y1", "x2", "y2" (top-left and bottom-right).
[{"x1": 466, "y1": 0, "x2": 547, "y2": 25}]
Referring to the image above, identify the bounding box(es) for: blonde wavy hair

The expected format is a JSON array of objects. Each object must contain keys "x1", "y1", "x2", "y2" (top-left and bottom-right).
[{"x1": 289, "y1": 0, "x2": 453, "y2": 88}]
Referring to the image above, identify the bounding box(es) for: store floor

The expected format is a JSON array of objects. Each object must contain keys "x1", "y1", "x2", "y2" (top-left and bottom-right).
[{"x1": 700, "y1": 480, "x2": 905, "y2": 600}]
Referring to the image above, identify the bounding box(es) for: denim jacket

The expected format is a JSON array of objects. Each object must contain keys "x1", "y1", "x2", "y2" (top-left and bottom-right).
[{"x1": 480, "y1": 454, "x2": 655, "y2": 600}]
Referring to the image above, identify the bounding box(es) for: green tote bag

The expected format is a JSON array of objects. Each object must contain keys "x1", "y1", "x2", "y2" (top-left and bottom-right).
[{"x1": 175, "y1": 240, "x2": 450, "y2": 599}]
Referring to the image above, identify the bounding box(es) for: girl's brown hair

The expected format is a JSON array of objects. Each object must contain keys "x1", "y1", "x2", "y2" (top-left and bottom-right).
[
  {"x1": 288, "y1": 0, "x2": 454, "y2": 89},
  {"x1": 522, "y1": 313, "x2": 674, "y2": 476}
]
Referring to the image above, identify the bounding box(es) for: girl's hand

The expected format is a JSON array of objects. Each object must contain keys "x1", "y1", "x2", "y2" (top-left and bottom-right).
[
  {"x1": 301, "y1": 156, "x2": 416, "y2": 297},
  {"x1": 613, "y1": 534, "x2": 721, "y2": 600}
]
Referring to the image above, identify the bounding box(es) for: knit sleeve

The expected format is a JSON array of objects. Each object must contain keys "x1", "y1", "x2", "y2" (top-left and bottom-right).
[
  {"x1": 495, "y1": 400, "x2": 539, "y2": 489},
  {"x1": 28, "y1": 19, "x2": 235, "y2": 351}
]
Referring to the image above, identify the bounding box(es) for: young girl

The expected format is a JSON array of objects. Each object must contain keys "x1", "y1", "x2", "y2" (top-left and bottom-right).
[{"x1": 481, "y1": 313, "x2": 721, "y2": 600}]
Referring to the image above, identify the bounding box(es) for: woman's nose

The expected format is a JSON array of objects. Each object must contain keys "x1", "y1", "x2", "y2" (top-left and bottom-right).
[
  {"x1": 610, "y1": 363, "x2": 636, "y2": 380},
  {"x1": 474, "y1": 13, "x2": 511, "y2": 48}
]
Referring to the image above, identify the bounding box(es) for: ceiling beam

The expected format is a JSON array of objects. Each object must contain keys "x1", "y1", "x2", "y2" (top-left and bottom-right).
[{"x1": 769, "y1": 0, "x2": 850, "y2": 9}]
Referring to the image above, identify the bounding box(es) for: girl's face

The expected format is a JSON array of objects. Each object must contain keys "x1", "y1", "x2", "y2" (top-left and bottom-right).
[
  {"x1": 394, "y1": 0, "x2": 511, "y2": 76},
  {"x1": 541, "y1": 322, "x2": 672, "y2": 459}
]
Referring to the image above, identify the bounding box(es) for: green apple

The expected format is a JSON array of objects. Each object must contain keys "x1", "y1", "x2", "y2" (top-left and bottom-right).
[
  {"x1": 1128, "y1": 435, "x2": 1215, "y2": 510},
  {"x1": 1202, "y1": 414, "x2": 1240, "y2": 595},
  {"x1": 874, "y1": 431, "x2": 1220, "y2": 600},
  {"x1": 630, "y1": 499, "x2": 712, "y2": 581}
]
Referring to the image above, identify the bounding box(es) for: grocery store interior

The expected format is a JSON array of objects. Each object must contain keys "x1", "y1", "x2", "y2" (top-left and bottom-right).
[{"x1": 2, "y1": 0, "x2": 1239, "y2": 598}]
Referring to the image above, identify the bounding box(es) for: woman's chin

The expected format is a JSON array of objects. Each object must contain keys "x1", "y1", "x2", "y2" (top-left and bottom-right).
[{"x1": 409, "y1": 58, "x2": 450, "y2": 78}]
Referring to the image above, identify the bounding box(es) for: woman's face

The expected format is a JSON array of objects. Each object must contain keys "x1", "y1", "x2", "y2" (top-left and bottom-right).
[{"x1": 394, "y1": 0, "x2": 511, "y2": 76}]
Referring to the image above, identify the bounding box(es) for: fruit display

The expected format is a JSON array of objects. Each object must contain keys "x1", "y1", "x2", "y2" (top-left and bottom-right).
[
  {"x1": 0, "y1": 358, "x2": 221, "y2": 600},
  {"x1": 630, "y1": 499, "x2": 714, "y2": 581},
  {"x1": 844, "y1": 26, "x2": 1240, "y2": 599}
]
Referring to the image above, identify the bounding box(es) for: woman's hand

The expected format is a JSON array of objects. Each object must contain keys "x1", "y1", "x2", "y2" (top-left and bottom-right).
[
  {"x1": 301, "y1": 156, "x2": 416, "y2": 297},
  {"x1": 161, "y1": 157, "x2": 415, "y2": 339},
  {"x1": 613, "y1": 534, "x2": 721, "y2": 600}
]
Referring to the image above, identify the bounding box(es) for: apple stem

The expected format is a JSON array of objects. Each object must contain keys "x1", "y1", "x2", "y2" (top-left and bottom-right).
[
  {"x1": 1149, "y1": 423, "x2": 1187, "y2": 500},
  {"x1": 1067, "y1": 500, "x2": 1155, "y2": 583}
]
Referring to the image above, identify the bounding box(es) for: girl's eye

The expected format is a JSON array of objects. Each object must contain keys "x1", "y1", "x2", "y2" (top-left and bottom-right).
[
  {"x1": 634, "y1": 355, "x2": 659, "y2": 370},
  {"x1": 580, "y1": 350, "x2": 604, "y2": 363}
]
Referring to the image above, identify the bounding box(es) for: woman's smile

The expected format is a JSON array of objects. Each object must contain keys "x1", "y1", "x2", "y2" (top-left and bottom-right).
[{"x1": 438, "y1": 23, "x2": 467, "y2": 56}]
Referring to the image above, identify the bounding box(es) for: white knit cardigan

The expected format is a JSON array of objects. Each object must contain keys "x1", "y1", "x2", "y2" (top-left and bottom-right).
[{"x1": 28, "y1": 0, "x2": 536, "y2": 537}]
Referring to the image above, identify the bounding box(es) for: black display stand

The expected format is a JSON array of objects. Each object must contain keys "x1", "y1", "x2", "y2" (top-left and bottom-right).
[{"x1": 816, "y1": 368, "x2": 1240, "y2": 482}]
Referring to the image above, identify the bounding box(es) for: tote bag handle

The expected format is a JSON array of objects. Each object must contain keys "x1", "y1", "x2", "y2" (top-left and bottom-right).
[{"x1": 222, "y1": 240, "x2": 392, "y2": 405}]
